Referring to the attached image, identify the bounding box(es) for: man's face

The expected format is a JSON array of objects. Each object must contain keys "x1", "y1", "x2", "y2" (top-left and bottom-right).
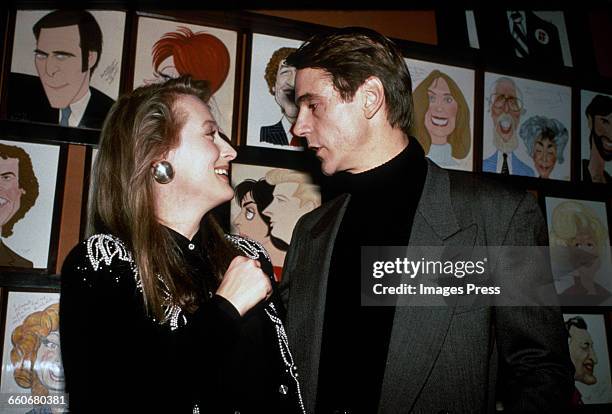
[
  {"x1": 590, "y1": 112, "x2": 612, "y2": 161},
  {"x1": 490, "y1": 80, "x2": 522, "y2": 146},
  {"x1": 273, "y1": 60, "x2": 298, "y2": 119},
  {"x1": 262, "y1": 182, "x2": 312, "y2": 244},
  {"x1": 0, "y1": 157, "x2": 25, "y2": 229},
  {"x1": 292, "y1": 68, "x2": 369, "y2": 175},
  {"x1": 568, "y1": 326, "x2": 598, "y2": 385},
  {"x1": 34, "y1": 25, "x2": 92, "y2": 109},
  {"x1": 533, "y1": 136, "x2": 557, "y2": 178}
]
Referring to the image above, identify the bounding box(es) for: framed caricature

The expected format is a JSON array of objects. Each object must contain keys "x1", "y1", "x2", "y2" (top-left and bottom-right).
[
  {"x1": 482, "y1": 73, "x2": 571, "y2": 180},
  {"x1": 405, "y1": 57, "x2": 475, "y2": 171},
  {"x1": 0, "y1": 139, "x2": 62, "y2": 271},
  {"x1": 563, "y1": 313, "x2": 612, "y2": 405},
  {"x1": 230, "y1": 162, "x2": 321, "y2": 281},
  {"x1": 473, "y1": 10, "x2": 573, "y2": 68},
  {"x1": 132, "y1": 15, "x2": 238, "y2": 138},
  {"x1": 580, "y1": 89, "x2": 612, "y2": 184},
  {"x1": 5, "y1": 10, "x2": 126, "y2": 130},
  {"x1": 545, "y1": 196, "x2": 612, "y2": 306},
  {"x1": 0, "y1": 290, "x2": 65, "y2": 413},
  {"x1": 244, "y1": 33, "x2": 304, "y2": 152}
]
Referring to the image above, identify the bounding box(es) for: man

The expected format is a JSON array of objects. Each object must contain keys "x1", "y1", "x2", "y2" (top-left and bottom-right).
[
  {"x1": 583, "y1": 94, "x2": 612, "y2": 183},
  {"x1": 260, "y1": 48, "x2": 306, "y2": 147},
  {"x1": 565, "y1": 316, "x2": 598, "y2": 405},
  {"x1": 483, "y1": 77, "x2": 535, "y2": 176},
  {"x1": 0, "y1": 143, "x2": 39, "y2": 268},
  {"x1": 478, "y1": 10, "x2": 565, "y2": 66},
  {"x1": 280, "y1": 27, "x2": 573, "y2": 413},
  {"x1": 8, "y1": 10, "x2": 114, "y2": 129},
  {"x1": 262, "y1": 168, "x2": 320, "y2": 245}
]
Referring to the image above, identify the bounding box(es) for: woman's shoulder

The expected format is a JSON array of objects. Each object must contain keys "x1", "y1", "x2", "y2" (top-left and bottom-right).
[{"x1": 61, "y1": 233, "x2": 139, "y2": 289}]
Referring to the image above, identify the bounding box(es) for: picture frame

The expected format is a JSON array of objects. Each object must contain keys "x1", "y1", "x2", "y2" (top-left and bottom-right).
[
  {"x1": 131, "y1": 13, "x2": 239, "y2": 138},
  {"x1": 562, "y1": 312, "x2": 612, "y2": 405},
  {"x1": 544, "y1": 195, "x2": 612, "y2": 307},
  {"x1": 405, "y1": 56, "x2": 476, "y2": 171},
  {"x1": 0, "y1": 137, "x2": 64, "y2": 273},
  {"x1": 230, "y1": 161, "x2": 321, "y2": 280},
  {"x1": 580, "y1": 89, "x2": 612, "y2": 185},
  {"x1": 0, "y1": 288, "x2": 64, "y2": 413},
  {"x1": 482, "y1": 72, "x2": 572, "y2": 181},
  {"x1": 4, "y1": 9, "x2": 127, "y2": 130},
  {"x1": 473, "y1": 10, "x2": 574, "y2": 69},
  {"x1": 243, "y1": 32, "x2": 306, "y2": 152}
]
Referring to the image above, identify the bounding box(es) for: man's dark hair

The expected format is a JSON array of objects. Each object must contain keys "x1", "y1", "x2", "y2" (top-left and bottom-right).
[
  {"x1": 33, "y1": 10, "x2": 103, "y2": 74},
  {"x1": 0, "y1": 144, "x2": 40, "y2": 238},
  {"x1": 565, "y1": 316, "x2": 588, "y2": 338},
  {"x1": 585, "y1": 94, "x2": 612, "y2": 120},
  {"x1": 286, "y1": 27, "x2": 413, "y2": 135}
]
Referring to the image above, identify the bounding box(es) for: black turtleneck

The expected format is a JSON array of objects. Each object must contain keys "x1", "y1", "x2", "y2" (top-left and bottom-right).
[{"x1": 316, "y1": 138, "x2": 428, "y2": 414}]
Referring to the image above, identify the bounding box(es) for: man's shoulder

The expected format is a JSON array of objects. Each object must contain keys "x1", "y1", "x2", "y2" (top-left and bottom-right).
[{"x1": 443, "y1": 166, "x2": 528, "y2": 210}]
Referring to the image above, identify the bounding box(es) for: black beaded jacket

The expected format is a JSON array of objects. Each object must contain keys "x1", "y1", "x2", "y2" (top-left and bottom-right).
[{"x1": 60, "y1": 232, "x2": 303, "y2": 414}]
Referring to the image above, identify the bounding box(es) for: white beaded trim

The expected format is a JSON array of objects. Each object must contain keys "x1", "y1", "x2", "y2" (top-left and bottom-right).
[
  {"x1": 225, "y1": 234, "x2": 271, "y2": 261},
  {"x1": 226, "y1": 235, "x2": 305, "y2": 413},
  {"x1": 265, "y1": 303, "x2": 306, "y2": 414},
  {"x1": 86, "y1": 234, "x2": 185, "y2": 330}
]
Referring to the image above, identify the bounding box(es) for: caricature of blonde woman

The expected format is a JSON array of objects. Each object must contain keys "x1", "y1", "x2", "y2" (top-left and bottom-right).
[
  {"x1": 10, "y1": 303, "x2": 64, "y2": 398},
  {"x1": 550, "y1": 201, "x2": 611, "y2": 302}
]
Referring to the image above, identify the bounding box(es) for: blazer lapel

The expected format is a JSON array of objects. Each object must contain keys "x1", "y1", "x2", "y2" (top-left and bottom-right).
[
  {"x1": 286, "y1": 194, "x2": 350, "y2": 411},
  {"x1": 379, "y1": 161, "x2": 478, "y2": 413}
]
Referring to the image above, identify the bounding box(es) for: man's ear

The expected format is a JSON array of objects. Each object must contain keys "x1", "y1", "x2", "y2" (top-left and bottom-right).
[
  {"x1": 88, "y1": 51, "x2": 98, "y2": 71},
  {"x1": 362, "y1": 76, "x2": 385, "y2": 119}
]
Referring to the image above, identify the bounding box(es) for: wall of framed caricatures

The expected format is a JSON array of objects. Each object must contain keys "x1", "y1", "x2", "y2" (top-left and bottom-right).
[{"x1": 0, "y1": 5, "x2": 611, "y2": 411}]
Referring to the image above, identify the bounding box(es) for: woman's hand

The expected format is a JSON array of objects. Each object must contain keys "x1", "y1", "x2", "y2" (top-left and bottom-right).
[{"x1": 216, "y1": 256, "x2": 272, "y2": 316}]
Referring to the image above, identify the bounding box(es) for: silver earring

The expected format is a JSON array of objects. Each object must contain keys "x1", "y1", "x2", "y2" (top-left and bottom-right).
[{"x1": 152, "y1": 161, "x2": 174, "y2": 184}]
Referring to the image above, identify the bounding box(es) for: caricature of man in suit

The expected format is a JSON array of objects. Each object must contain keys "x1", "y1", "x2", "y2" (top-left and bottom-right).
[
  {"x1": 280, "y1": 27, "x2": 573, "y2": 413},
  {"x1": 8, "y1": 10, "x2": 114, "y2": 129},
  {"x1": 260, "y1": 47, "x2": 305, "y2": 147},
  {"x1": 483, "y1": 77, "x2": 535, "y2": 176},
  {"x1": 0, "y1": 143, "x2": 39, "y2": 268},
  {"x1": 479, "y1": 10, "x2": 566, "y2": 66}
]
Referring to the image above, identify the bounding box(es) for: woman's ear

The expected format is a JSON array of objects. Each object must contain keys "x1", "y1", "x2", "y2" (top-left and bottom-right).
[{"x1": 362, "y1": 76, "x2": 385, "y2": 120}]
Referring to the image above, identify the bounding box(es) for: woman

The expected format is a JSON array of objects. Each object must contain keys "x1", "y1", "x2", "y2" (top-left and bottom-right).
[
  {"x1": 411, "y1": 70, "x2": 471, "y2": 169},
  {"x1": 233, "y1": 179, "x2": 286, "y2": 280},
  {"x1": 60, "y1": 77, "x2": 303, "y2": 413},
  {"x1": 519, "y1": 115, "x2": 568, "y2": 179}
]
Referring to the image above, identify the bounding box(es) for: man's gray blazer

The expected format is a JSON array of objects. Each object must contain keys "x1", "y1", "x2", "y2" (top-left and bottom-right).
[{"x1": 280, "y1": 160, "x2": 574, "y2": 413}]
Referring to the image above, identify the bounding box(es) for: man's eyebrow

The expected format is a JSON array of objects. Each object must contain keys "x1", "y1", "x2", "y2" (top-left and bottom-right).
[
  {"x1": 34, "y1": 49, "x2": 49, "y2": 56},
  {"x1": 52, "y1": 50, "x2": 77, "y2": 57},
  {"x1": 0, "y1": 172, "x2": 16, "y2": 177},
  {"x1": 296, "y1": 93, "x2": 316, "y2": 105},
  {"x1": 202, "y1": 120, "x2": 218, "y2": 131}
]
